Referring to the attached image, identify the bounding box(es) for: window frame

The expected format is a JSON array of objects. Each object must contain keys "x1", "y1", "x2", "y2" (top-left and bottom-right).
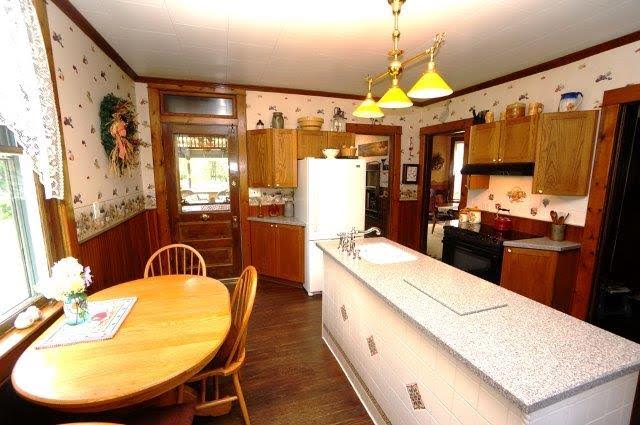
[{"x1": 0, "y1": 139, "x2": 51, "y2": 334}]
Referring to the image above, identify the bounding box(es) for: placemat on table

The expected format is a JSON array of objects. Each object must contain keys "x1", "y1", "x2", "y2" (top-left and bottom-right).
[{"x1": 36, "y1": 297, "x2": 137, "y2": 349}]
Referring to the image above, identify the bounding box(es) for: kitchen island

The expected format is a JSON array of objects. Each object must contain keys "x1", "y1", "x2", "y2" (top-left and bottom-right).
[{"x1": 317, "y1": 238, "x2": 640, "y2": 425}]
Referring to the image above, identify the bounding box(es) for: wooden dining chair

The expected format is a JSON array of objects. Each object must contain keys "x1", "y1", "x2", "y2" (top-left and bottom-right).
[
  {"x1": 144, "y1": 244, "x2": 207, "y2": 278},
  {"x1": 182, "y1": 266, "x2": 258, "y2": 424}
]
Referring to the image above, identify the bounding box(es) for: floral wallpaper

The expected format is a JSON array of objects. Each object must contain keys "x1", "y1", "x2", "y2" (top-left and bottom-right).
[
  {"x1": 245, "y1": 91, "x2": 423, "y2": 199},
  {"x1": 134, "y1": 82, "x2": 155, "y2": 209},
  {"x1": 48, "y1": 3, "x2": 144, "y2": 242},
  {"x1": 423, "y1": 40, "x2": 640, "y2": 226}
]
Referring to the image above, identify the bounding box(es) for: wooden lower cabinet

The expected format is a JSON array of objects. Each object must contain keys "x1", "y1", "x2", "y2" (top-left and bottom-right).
[
  {"x1": 500, "y1": 247, "x2": 579, "y2": 312},
  {"x1": 250, "y1": 221, "x2": 304, "y2": 284}
]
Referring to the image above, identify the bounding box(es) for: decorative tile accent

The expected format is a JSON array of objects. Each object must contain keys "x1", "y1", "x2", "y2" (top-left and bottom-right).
[
  {"x1": 366, "y1": 335, "x2": 378, "y2": 356},
  {"x1": 340, "y1": 305, "x2": 348, "y2": 321},
  {"x1": 324, "y1": 325, "x2": 392, "y2": 425},
  {"x1": 406, "y1": 383, "x2": 426, "y2": 410}
]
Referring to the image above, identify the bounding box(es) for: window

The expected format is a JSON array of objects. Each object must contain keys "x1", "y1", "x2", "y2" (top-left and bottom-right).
[
  {"x1": 451, "y1": 139, "x2": 465, "y2": 202},
  {"x1": 162, "y1": 94, "x2": 235, "y2": 117},
  {"x1": 0, "y1": 125, "x2": 49, "y2": 330}
]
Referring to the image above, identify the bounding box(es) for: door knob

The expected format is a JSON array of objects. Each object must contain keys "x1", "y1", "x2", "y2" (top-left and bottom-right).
[
  {"x1": 231, "y1": 180, "x2": 237, "y2": 187},
  {"x1": 201, "y1": 213, "x2": 210, "y2": 221},
  {"x1": 232, "y1": 215, "x2": 238, "y2": 228}
]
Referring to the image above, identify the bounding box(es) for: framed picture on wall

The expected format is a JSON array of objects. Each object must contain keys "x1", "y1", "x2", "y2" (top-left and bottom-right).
[{"x1": 402, "y1": 164, "x2": 419, "y2": 184}]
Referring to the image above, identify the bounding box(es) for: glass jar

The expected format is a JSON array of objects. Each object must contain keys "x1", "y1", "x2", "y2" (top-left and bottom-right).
[
  {"x1": 64, "y1": 292, "x2": 90, "y2": 325},
  {"x1": 271, "y1": 112, "x2": 284, "y2": 129}
]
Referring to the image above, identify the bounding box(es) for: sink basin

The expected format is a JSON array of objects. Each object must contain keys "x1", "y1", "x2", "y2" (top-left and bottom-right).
[{"x1": 358, "y1": 242, "x2": 417, "y2": 265}]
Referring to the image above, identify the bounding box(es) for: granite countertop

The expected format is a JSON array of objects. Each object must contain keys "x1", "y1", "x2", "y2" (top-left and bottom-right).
[
  {"x1": 504, "y1": 237, "x2": 581, "y2": 252},
  {"x1": 316, "y1": 237, "x2": 640, "y2": 413},
  {"x1": 247, "y1": 216, "x2": 305, "y2": 227}
]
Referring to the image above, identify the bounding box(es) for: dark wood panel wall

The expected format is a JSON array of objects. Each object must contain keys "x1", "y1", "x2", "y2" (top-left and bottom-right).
[
  {"x1": 78, "y1": 211, "x2": 157, "y2": 293},
  {"x1": 396, "y1": 200, "x2": 421, "y2": 251}
]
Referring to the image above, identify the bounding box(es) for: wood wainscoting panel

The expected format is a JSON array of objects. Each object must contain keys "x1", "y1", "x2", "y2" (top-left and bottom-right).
[
  {"x1": 79, "y1": 211, "x2": 154, "y2": 293},
  {"x1": 397, "y1": 200, "x2": 421, "y2": 251}
]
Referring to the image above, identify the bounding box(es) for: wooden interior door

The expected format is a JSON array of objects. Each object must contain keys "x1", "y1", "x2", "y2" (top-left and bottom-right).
[
  {"x1": 499, "y1": 115, "x2": 537, "y2": 163},
  {"x1": 162, "y1": 123, "x2": 241, "y2": 278},
  {"x1": 468, "y1": 122, "x2": 501, "y2": 164},
  {"x1": 247, "y1": 129, "x2": 273, "y2": 187}
]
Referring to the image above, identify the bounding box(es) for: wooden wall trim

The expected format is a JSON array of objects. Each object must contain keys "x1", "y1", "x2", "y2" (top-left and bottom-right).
[
  {"x1": 345, "y1": 123, "x2": 403, "y2": 242},
  {"x1": 48, "y1": 0, "x2": 137, "y2": 80},
  {"x1": 602, "y1": 83, "x2": 640, "y2": 107},
  {"x1": 415, "y1": 31, "x2": 640, "y2": 107},
  {"x1": 236, "y1": 93, "x2": 251, "y2": 270}
]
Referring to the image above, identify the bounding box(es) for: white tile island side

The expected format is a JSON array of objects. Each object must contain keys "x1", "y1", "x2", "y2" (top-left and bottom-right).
[{"x1": 317, "y1": 238, "x2": 640, "y2": 425}]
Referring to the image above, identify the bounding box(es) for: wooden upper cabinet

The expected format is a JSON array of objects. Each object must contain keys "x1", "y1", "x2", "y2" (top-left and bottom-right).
[
  {"x1": 247, "y1": 129, "x2": 297, "y2": 188},
  {"x1": 327, "y1": 132, "x2": 355, "y2": 150},
  {"x1": 274, "y1": 224, "x2": 305, "y2": 282},
  {"x1": 533, "y1": 110, "x2": 598, "y2": 196},
  {"x1": 247, "y1": 129, "x2": 272, "y2": 187},
  {"x1": 468, "y1": 122, "x2": 501, "y2": 164},
  {"x1": 272, "y1": 129, "x2": 297, "y2": 187},
  {"x1": 297, "y1": 130, "x2": 327, "y2": 159},
  {"x1": 250, "y1": 221, "x2": 276, "y2": 277},
  {"x1": 499, "y1": 115, "x2": 538, "y2": 163}
]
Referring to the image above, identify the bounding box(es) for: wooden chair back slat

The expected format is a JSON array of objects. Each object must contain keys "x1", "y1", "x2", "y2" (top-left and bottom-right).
[
  {"x1": 224, "y1": 266, "x2": 257, "y2": 369},
  {"x1": 144, "y1": 244, "x2": 207, "y2": 278}
]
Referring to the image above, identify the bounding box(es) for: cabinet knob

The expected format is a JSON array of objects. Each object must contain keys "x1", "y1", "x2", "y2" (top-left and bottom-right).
[
  {"x1": 270, "y1": 224, "x2": 273, "y2": 227},
  {"x1": 201, "y1": 214, "x2": 210, "y2": 221},
  {"x1": 498, "y1": 158, "x2": 503, "y2": 162},
  {"x1": 275, "y1": 225, "x2": 278, "y2": 228},
  {"x1": 276, "y1": 184, "x2": 280, "y2": 187},
  {"x1": 492, "y1": 159, "x2": 497, "y2": 162},
  {"x1": 267, "y1": 184, "x2": 271, "y2": 187},
  {"x1": 507, "y1": 248, "x2": 512, "y2": 253},
  {"x1": 538, "y1": 189, "x2": 543, "y2": 194}
]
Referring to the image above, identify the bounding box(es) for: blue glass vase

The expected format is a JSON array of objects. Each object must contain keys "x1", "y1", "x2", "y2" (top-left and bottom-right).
[{"x1": 63, "y1": 292, "x2": 89, "y2": 325}]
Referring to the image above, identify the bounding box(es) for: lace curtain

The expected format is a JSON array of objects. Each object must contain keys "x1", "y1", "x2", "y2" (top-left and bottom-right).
[{"x1": 0, "y1": 0, "x2": 63, "y2": 199}]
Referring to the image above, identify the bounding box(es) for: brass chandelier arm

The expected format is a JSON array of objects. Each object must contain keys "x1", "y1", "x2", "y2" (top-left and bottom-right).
[{"x1": 369, "y1": 32, "x2": 446, "y2": 86}]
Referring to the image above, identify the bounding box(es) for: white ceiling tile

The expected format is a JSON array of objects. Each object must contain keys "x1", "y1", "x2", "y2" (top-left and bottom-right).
[
  {"x1": 173, "y1": 24, "x2": 227, "y2": 50},
  {"x1": 70, "y1": 0, "x2": 640, "y2": 93}
]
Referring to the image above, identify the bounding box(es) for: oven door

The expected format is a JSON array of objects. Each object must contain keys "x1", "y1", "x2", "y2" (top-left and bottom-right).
[{"x1": 442, "y1": 238, "x2": 502, "y2": 284}]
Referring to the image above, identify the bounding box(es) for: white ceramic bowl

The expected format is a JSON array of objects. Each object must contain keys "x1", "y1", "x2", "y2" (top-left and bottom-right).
[{"x1": 322, "y1": 148, "x2": 339, "y2": 159}]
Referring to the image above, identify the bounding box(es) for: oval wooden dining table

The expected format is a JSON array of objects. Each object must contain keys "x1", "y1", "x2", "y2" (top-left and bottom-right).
[{"x1": 11, "y1": 275, "x2": 231, "y2": 413}]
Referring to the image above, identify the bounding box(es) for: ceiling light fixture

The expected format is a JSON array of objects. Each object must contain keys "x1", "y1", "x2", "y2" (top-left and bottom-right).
[{"x1": 353, "y1": 0, "x2": 453, "y2": 117}]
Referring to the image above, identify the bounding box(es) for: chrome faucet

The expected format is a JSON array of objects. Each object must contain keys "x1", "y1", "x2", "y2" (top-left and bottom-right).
[{"x1": 337, "y1": 227, "x2": 381, "y2": 259}]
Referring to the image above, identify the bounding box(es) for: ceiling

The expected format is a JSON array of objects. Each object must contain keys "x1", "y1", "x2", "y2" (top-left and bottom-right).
[{"x1": 70, "y1": 0, "x2": 640, "y2": 97}]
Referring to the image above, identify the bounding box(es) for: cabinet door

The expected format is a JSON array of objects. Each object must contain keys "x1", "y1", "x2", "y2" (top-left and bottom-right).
[
  {"x1": 275, "y1": 224, "x2": 305, "y2": 283},
  {"x1": 468, "y1": 122, "x2": 501, "y2": 164},
  {"x1": 272, "y1": 129, "x2": 298, "y2": 187},
  {"x1": 501, "y1": 247, "x2": 557, "y2": 305},
  {"x1": 533, "y1": 111, "x2": 598, "y2": 196},
  {"x1": 247, "y1": 130, "x2": 273, "y2": 187},
  {"x1": 250, "y1": 221, "x2": 276, "y2": 277},
  {"x1": 499, "y1": 115, "x2": 537, "y2": 163},
  {"x1": 297, "y1": 130, "x2": 327, "y2": 159},
  {"x1": 327, "y1": 132, "x2": 356, "y2": 150},
  {"x1": 467, "y1": 175, "x2": 490, "y2": 190}
]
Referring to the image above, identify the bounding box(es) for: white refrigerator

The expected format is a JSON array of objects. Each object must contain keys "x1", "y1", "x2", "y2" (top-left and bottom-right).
[{"x1": 295, "y1": 158, "x2": 366, "y2": 295}]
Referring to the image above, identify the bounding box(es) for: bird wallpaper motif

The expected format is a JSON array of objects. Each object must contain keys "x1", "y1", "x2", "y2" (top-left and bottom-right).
[{"x1": 48, "y1": 3, "x2": 144, "y2": 242}]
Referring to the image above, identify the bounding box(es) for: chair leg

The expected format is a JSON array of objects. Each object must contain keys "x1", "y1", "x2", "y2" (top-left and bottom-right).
[{"x1": 232, "y1": 372, "x2": 250, "y2": 425}]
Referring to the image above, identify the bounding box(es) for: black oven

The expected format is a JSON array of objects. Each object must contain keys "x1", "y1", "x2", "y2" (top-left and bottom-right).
[{"x1": 442, "y1": 236, "x2": 502, "y2": 283}]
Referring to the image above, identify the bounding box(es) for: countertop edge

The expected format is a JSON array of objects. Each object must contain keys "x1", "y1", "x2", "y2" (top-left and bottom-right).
[
  {"x1": 247, "y1": 216, "x2": 306, "y2": 227},
  {"x1": 316, "y1": 242, "x2": 640, "y2": 414},
  {"x1": 503, "y1": 237, "x2": 581, "y2": 252}
]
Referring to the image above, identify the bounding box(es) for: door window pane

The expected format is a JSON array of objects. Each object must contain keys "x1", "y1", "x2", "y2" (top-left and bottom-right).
[
  {"x1": 0, "y1": 126, "x2": 48, "y2": 324},
  {"x1": 175, "y1": 134, "x2": 231, "y2": 213},
  {"x1": 163, "y1": 94, "x2": 234, "y2": 116},
  {"x1": 452, "y1": 140, "x2": 465, "y2": 202}
]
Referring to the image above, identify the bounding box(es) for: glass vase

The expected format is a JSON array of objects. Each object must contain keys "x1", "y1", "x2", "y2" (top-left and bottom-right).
[{"x1": 63, "y1": 292, "x2": 89, "y2": 325}]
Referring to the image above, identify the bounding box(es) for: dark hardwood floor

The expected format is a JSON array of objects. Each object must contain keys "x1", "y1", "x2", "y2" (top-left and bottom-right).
[{"x1": 0, "y1": 281, "x2": 372, "y2": 425}]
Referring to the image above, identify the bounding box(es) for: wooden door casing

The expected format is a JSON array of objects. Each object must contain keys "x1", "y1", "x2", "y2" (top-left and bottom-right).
[
  {"x1": 533, "y1": 110, "x2": 598, "y2": 196},
  {"x1": 275, "y1": 224, "x2": 304, "y2": 282},
  {"x1": 272, "y1": 129, "x2": 297, "y2": 187},
  {"x1": 499, "y1": 115, "x2": 538, "y2": 163},
  {"x1": 247, "y1": 129, "x2": 273, "y2": 188},
  {"x1": 468, "y1": 122, "x2": 501, "y2": 164},
  {"x1": 297, "y1": 130, "x2": 327, "y2": 159},
  {"x1": 162, "y1": 123, "x2": 241, "y2": 278}
]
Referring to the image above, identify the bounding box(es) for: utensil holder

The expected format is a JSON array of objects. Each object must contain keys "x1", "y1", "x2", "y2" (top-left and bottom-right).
[{"x1": 550, "y1": 224, "x2": 566, "y2": 241}]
